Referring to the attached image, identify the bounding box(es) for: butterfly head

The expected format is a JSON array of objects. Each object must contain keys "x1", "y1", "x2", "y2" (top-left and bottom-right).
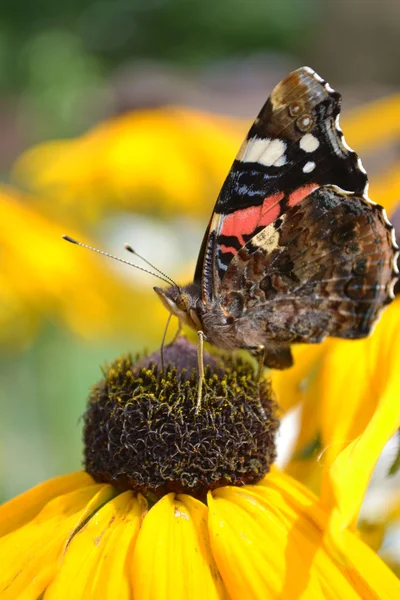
[{"x1": 154, "y1": 284, "x2": 203, "y2": 331}]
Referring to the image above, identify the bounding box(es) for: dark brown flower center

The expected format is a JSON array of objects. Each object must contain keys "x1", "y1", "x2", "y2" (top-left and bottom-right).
[{"x1": 83, "y1": 337, "x2": 278, "y2": 501}]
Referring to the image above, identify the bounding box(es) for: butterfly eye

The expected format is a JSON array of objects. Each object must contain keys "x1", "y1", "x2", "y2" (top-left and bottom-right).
[{"x1": 176, "y1": 293, "x2": 191, "y2": 312}]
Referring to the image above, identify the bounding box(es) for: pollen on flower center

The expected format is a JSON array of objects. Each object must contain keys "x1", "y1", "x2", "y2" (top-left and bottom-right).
[{"x1": 84, "y1": 337, "x2": 278, "y2": 500}]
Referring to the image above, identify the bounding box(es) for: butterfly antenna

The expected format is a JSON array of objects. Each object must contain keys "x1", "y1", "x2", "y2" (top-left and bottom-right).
[
  {"x1": 124, "y1": 243, "x2": 180, "y2": 290},
  {"x1": 62, "y1": 235, "x2": 172, "y2": 286}
]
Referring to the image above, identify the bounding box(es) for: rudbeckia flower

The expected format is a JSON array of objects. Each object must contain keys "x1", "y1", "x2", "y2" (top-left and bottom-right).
[
  {"x1": 0, "y1": 185, "x2": 165, "y2": 347},
  {"x1": 1, "y1": 338, "x2": 399, "y2": 599}
]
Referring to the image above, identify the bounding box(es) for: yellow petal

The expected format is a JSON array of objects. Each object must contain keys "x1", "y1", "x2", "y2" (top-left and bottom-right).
[
  {"x1": 208, "y1": 484, "x2": 325, "y2": 599},
  {"x1": 328, "y1": 526, "x2": 400, "y2": 600},
  {"x1": 271, "y1": 342, "x2": 327, "y2": 413},
  {"x1": 258, "y1": 473, "x2": 400, "y2": 599},
  {"x1": 321, "y1": 301, "x2": 400, "y2": 528},
  {"x1": 45, "y1": 491, "x2": 147, "y2": 600},
  {"x1": 271, "y1": 342, "x2": 329, "y2": 492},
  {"x1": 0, "y1": 471, "x2": 93, "y2": 538},
  {"x1": 0, "y1": 483, "x2": 115, "y2": 600},
  {"x1": 132, "y1": 492, "x2": 227, "y2": 600}
]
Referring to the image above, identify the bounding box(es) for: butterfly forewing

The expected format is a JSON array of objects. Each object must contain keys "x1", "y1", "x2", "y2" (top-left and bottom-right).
[{"x1": 196, "y1": 67, "x2": 371, "y2": 299}]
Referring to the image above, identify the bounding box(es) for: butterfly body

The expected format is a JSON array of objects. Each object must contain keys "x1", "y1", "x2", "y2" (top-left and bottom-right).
[{"x1": 155, "y1": 67, "x2": 399, "y2": 369}]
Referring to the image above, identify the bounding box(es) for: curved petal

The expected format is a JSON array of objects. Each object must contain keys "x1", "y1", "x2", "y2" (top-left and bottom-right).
[
  {"x1": 259, "y1": 472, "x2": 400, "y2": 599},
  {"x1": 208, "y1": 484, "x2": 326, "y2": 599},
  {"x1": 326, "y1": 523, "x2": 400, "y2": 600},
  {"x1": 271, "y1": 343, "x2": 327, "y2": 414},
  {"x1": 0, "y1": 484, "x2": 115, "y2": 600},
  {"x1": 0, "y1": 472, "x2": 93, "y2": 538},
  {"x1": 132, "y1": 492, "x2": 227, "y2": 600},
  {"x1": 271, "y1": 343, "x2": 329, "y2": 492},
  {"x1": 45, "y1": 491, "x2": 147, "y2": 599},
  {"x1": 320, "y1": 301, "x2": 400, "y2": 528}
]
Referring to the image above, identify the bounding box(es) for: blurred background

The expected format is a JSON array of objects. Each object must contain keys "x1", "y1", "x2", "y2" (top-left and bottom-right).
[{"x1": 1, "y1": 0, "x2": 400, "y2": 564}]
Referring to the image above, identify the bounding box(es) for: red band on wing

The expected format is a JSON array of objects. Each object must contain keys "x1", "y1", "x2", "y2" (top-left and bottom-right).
[
  {"x1": 220, "y1": 244, "x2": 239, "y2": 255},
  {"x1": 288, "y1": 183, "x2": 319, "y2": 207},
  {"x1": 220, "y1": 192, "x2": 285, "y2": 246}
]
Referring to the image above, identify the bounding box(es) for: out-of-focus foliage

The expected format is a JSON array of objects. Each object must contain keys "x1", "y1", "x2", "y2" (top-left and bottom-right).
[
  {"x1": 0, "y1": 0, "x2": 317, "y2": 142},
  {"x1": 1, "y1": 0, "x2": 315, "y2": 89}
]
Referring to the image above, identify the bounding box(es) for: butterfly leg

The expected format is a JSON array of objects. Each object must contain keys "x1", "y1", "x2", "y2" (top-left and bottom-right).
[
  {"x1": 160, "y1": 313, "x2": 173, "y2": 375},
  {"x1": 256, "y1": 345, "x2": 266, "y2": 385},
  {"x1": 196, "y1": 330, "x2": 206, "y2": 412},
  {"x1": 171, "y1": 319, "x2": 182, "y2": 344}
]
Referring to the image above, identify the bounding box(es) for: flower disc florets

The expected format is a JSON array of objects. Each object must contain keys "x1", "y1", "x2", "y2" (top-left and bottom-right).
[{"x1": 84, "y1": 337, "x2": 278, "y2": 500}]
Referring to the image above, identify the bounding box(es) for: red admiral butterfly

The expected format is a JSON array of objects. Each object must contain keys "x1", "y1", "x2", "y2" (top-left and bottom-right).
[{"x1": 154, "y1": 67, "x2": 399, "y2": 374}]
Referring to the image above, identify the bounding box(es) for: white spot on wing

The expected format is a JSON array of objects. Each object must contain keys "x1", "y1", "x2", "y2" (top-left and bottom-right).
[
  {"x1": 241, "y1": 137, "x2": 287, "y2": 167},
  {"x1": 274, "y1": 154, "x2": 287, "y2": 167},
  {"x1": 334, "y1": 114, "x2": 343, "y2": 132},
  {"x1": 303, "y1": 161, "x2": 316, "y2": 173},
  {"x1": 299, "y1": 133, "x2": 320, "y2": 153},
  {"x1": 305, "y1": 67, "x2": 324, "y2": 83},
  {"x1": 302, "y1": 66, "x2": 335, "y2": 91},
  {"x1": 341, "y1": 137, "x2": 352, "y2": 152},
  {"x1": 335, "y1": 114, "x2": 353, "y2": 152},
  {"x1": 334, "y1": 112, "x2": 369, "y2": 197},
  {"x1": 388, "y1": 279, "x2": 396, "y2": 299},
  {"x1": 251, "y1": 223, "x2": 281, "y2": 252},
  {"x1": 357, "y1": 157, "x2": 367, "y2": 174}
]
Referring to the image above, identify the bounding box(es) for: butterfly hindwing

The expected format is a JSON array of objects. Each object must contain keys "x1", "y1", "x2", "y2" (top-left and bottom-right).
[{"x1": 219, "y1": 185, "x2": 395, "y2": 351}]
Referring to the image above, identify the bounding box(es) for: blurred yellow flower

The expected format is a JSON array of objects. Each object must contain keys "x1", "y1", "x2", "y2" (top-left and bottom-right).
[
  {"x1": 0, "y1": 185, "x2": 165, "y2": 348},
  {"x1": 12, "y1": 95, "x2": 400, "y2": 221},
  {"x1": 343, "y1": 93, "x2": 400, "y2": 152},
  {"x1": 13, "y1": 107, "x2": 246, "y2": 221}
]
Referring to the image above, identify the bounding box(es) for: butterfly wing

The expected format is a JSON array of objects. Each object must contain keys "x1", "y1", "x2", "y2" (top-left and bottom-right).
[
  {"x1": 195, "y1": 66, "x2": 398, "y2": 356},
  {"x1": 219, "y1": 185, "x2": 396, "y2": 347}
]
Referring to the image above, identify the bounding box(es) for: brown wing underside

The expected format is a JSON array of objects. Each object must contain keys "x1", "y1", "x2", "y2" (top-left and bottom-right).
[{"x1": 220, "y1": 186, "x2": 396, "y2": 352}]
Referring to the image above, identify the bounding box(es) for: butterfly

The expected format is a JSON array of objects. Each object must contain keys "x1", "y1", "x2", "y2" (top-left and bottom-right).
[{"x1": 154, "y1": 66, "x2": 399, "y2": 374}]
